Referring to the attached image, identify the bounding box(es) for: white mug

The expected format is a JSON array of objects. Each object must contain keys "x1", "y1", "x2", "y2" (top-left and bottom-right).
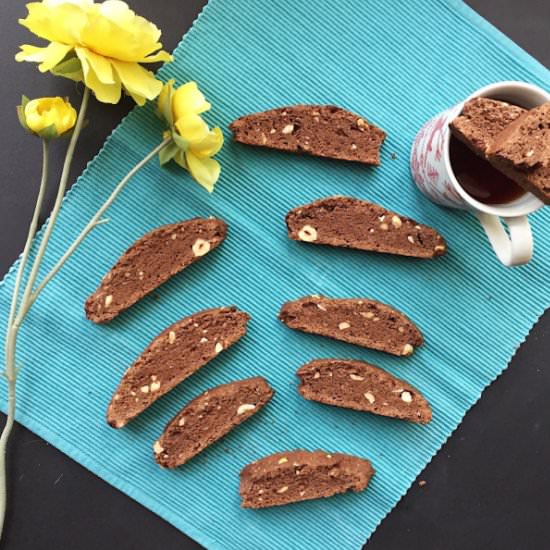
[{"x1": 410, "y1": 81, "x2": 548, "y2": 267}]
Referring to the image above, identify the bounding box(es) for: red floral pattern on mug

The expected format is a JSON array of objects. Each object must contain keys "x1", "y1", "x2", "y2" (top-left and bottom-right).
[{"x1": 410, "y1": 110, "x2": 464, "y2": 208}]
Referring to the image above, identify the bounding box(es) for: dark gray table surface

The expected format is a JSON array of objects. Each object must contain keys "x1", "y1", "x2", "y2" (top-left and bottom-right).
[{"x1": 1, "y1": 1, "x2": 549, "y2": 549}]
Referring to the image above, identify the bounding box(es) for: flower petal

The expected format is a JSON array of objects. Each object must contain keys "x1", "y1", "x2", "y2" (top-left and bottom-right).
[
  {"x1": 111, "y1": 59, "x2": 163, "y2": 104},
  {"x1": 175, "y1": 114, "x2": 210, "y2": 145},
  {"x1": 16, "y1": 42, "x2": 73, "y2": 72},
  {"x1": 172, "y1": 82, "x2": 211, "y2": 120},
  {"x1": 185, "y1": 152, "x2": 220, "y2": 192},
  {"x1": 15, "y1": 44, "x2": 44, "y2": 63},
  {"x1": 157, "y1": 80, "x2": 174, "y2": 125},
  {"x1": 138, "y1": 50, "x2": 172, "y2": 63},
  {"x1": 19, "y1": 2, "x2": 87, "y2": 44},
  {"x1": 82, "y1": 1, "x2": 170, "y2": 63},
  {"x1": 76, "y1": 47, "x2": 121, "y2": 103},
  {"x1": 76, "y1": 47, "x2": 114, "y2": 84},
  {"x1": 18, "y1": 0, "x2": 170, "y2": 106},
  {"x1": 189, "y1": 127, "x2": 224, "y2": 159},
  {"x1": 44, "y1": 0, "x2": 93, "y2": 7}
]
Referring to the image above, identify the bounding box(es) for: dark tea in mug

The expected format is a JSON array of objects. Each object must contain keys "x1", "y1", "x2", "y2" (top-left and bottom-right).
[{"x1": 449, "y1": 136, "x2": 525, "y2": 205}]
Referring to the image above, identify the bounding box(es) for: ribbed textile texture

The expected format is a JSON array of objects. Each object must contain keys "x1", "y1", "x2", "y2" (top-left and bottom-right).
[{"x1": 1, "y1": 1, "x2": 549, "y2": 549}]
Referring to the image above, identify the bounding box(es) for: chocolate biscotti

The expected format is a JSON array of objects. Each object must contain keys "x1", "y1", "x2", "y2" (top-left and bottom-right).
[
  {"x1": 154, "y1": 377, "x2": 273, "y2": 467},
  {"x1": 297, "y1": 359, "x2": 432, "y2": 424},
  {"x1": 107, "y1": 306, "x2": 249, "y2": 428},
  {"x1": 486, "y1": 102, "x2": 550, "y2": 204},
  {"x1": 86, "y1": 218, "x2": 227, "y2": 323},
  {"x1": 279, "y1": 295, "x2": 422, "y2": 356},
  {"x1": 230, "y1": 105, "x2": 386, "y2": 165},
  {"x1": 240, "y1": 450, "x2": 374, "y2": 508},
  {"x1": 450, "y1": 97, "x2": 525, "y2": 157},
  {"x1": 286, "y1": 196, "x2": 446, "y2": 258}
]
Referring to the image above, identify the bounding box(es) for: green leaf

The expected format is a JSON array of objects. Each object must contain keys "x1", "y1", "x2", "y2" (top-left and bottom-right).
[
  {"x1": 37, "y1": 124, "x2": 59, "y2": 140},
  {"x1": 51, "y1": 56, "x2": 83, "y2": 82},
  {"x1": 173, "y1": 150, "x2": 187, "y2": 169},
  {"x1": 158, "y1": 141, "x2": 179, "y2": 166},
  {"x1": 17, "y1": 95, "x2": 31, "y2": 132},
  {"x1": 16, "y1": 105, "x2": 30, "y2": 132},
  {"x1": 171, "y1": 130, "x2": 188, "y2": 151}
]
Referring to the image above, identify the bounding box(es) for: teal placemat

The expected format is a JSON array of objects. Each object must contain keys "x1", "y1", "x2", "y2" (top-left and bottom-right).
[{"x1": 2, "y1": 1, "x2": 550, "y2": 548}]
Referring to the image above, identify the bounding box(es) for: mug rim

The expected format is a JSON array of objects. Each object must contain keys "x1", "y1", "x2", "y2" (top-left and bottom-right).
[{"x1": 443, "y1": 80, "x2": 548, "y2": 217}]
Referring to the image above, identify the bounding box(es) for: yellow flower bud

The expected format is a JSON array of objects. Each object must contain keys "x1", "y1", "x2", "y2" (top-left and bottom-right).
[{"x1": 23, "y1": 97, "x2": 77, "y2": 138}]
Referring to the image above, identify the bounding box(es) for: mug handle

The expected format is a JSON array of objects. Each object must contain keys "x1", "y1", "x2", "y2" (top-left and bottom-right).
[{"x1": 475, "y1": 212, "x2": 533, "y2": 267}]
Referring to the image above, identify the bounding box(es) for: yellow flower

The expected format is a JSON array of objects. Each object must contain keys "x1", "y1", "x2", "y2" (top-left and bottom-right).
[
  {"x1": 157, "y1": 80, "x2": 223, "y2": 193},
  {"x1": 18, "y1": 96, "x2": 77, "y2": 138},
  {"x1": 15, "y1": 0, "x2": 172, "y2": 105},
  {"x1": 172, "y1": 82, "x2": 211, "y2": 120}
]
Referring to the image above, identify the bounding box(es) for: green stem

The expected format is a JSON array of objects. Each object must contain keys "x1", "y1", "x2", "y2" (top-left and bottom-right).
[
  {"x1": 0, "y1": 86, "x2": 169, "y2": 540},
  {"x1": 14, "y1": 87, "x2": 91, "y2": 326},
  {"x1": 4, "y1": 140, "x2": 49, "y2": 358},
  {"x1": 28, "y1": 136, "x2": 171, "y2": 307},
  {"x1": 0, "y1": 139, "x2": 50, "y2": 537},
  {"x1": 0, "y1": 88, "x2": 89, "y2": 540}
]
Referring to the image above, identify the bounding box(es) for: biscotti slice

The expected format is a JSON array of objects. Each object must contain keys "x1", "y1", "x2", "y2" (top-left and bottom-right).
[
  {"x1": 297, "y1": 359, "x2": 432, "y2": 424},
  {"x1": 230, "y1": 105, "x2": 386, "y2": 165},
  {"x1": 450, "y1": 97, "x2": 525, "y2": 157},
  {"x1": 279, "y1": 295, "x2": 422, "y2": 356},
  {"x1": 486, "y1": 102, "x2": 550, "y2": 204},
  {"x1": 154, "y1": 377, "x2": 273, "y2": 467},
  {"x1": 286, "y1": 196, "x2": 446, "y2": 258},
  {"x1": 107, "y1": 307, "x2": 249, "y2": 428},
  {"x1": 86, "y1": 218, "x2": 227, "y2": 323},
  {"x1": 240, "y1": 450, "x2": 374, "y2": 509}
]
